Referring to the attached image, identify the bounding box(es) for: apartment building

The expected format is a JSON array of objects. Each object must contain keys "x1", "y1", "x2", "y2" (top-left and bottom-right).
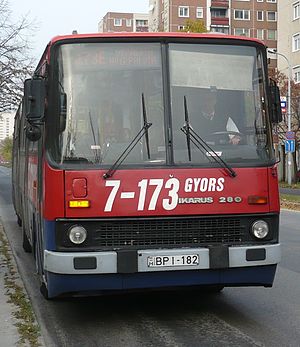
[
  {"x1": 0, "y1": 112, "x2": 14, "y2": 141},
  {"x1": 278, "y1": 0, "x2": 300, "y2": 84},
  {"x1": 98, "y1": 12, "x2": 149, "y2": 33},
  {"x1": 148, "y1": 1, "x2": 277, "y2": 51}
]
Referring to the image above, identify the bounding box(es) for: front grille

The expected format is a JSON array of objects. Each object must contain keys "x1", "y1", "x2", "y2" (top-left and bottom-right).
[
  {"x1": 93, "y1": 218, "x2": 243, "y2": 247},
  {"x1": 57, "y1": 216, "x2": 247, "y2": 250}
]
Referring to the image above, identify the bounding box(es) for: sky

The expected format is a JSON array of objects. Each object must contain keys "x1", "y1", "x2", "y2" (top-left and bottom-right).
[{"x1": 10, "y1": 0, "x2": 149, "y2": 63}]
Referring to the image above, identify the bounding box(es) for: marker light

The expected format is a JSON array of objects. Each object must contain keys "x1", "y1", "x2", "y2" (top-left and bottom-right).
[
  {"x1": 68, "y1": 226, "x2": 87, "y2": 244},
  {"x1": 251, "y1": 220, "x2": 269, "y2": 239},
  {"x1": 69, "y1": 200, "x2": 90, "y2": 208},
  {"x1": 248, "y1": 196, "x2": 268, "y2": 205}
]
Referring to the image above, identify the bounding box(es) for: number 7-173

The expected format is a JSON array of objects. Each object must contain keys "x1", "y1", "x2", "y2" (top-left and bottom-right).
[{"x1": 104, "y1": 178, "x2": 180, "y2": 212}]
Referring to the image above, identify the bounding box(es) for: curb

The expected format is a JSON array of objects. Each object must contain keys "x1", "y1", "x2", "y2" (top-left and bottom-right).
[{"x1": 0, "y1": 222, "x2": 44, "y2": 347}]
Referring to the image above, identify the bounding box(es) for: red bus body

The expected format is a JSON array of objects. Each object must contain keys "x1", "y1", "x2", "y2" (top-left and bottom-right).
[{"x1": 12, "y1": 33, "x2": 281, "y2": 298}]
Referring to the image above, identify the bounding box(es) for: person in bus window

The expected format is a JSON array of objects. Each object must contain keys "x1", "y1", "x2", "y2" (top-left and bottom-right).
[
  {"x1": 101, "y1": 100, "x2": 133, "y2": 148},
  {"x1": 196, "y1": 87, "x2": 241, "y2": 145}
]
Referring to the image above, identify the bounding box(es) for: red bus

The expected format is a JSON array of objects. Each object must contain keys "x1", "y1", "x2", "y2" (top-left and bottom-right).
[{"x1": 12, "y1": 33, "x2": 282, "y2": 299}]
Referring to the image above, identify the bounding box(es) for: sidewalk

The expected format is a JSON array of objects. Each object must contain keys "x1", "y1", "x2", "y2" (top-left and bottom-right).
[
  {"x1": 0, "y1": 222, "x2": 43, "y2": 347},
  {"x1": 0, "y1": 225, "x2": 20, "y2": 346}
]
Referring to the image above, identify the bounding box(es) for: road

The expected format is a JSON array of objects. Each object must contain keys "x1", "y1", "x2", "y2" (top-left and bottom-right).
[{"x1": 1, "y1": 166, "x2": 300, "y2": 347}]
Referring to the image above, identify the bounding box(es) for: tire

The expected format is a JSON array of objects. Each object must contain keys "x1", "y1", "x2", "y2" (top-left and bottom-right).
[
  {"x1": 22, "y1": 227, "x2": 32, "y2": 253},
  {"x1": 17, "y1": 215, "x2": 22, "y2": 227},
  {"x1": 40, "y1": 282, "x2": 49, "y2": 300},
  {"x1": 206, "y1": 285, "x2": 224, "y2": 293}
]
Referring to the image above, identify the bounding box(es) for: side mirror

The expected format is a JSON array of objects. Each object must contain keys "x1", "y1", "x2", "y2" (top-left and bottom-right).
[
  {"x1": 25, "y1": 125, "x2": 42, "y2": 142},
  {"x1": 24, "y1": 78, "x2": 46, "y2": 122},
  {"x1": 269, "y1": 79, "x2": 283, "y2": 123}
]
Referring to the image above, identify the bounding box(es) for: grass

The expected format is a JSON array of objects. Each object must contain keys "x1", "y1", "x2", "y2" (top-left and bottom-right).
[
  {"x1": 0, "y1": 225, "x2": 41, "y2": 347},
  {"x1": 279, "y1": 181, "x2": 300, "y2": 211},
  {"x1": 280, "y1": 193, "x2": 300, "y2": 211},
  {"x1": 279, "y1": 181, "x2": 300, "y2": 189},
  {"x1": 280, "y1": 194, "x2": 300, "y2": 203},
  {"x1": 0, "y1": 162, "x2": 12, "y2": 168}
]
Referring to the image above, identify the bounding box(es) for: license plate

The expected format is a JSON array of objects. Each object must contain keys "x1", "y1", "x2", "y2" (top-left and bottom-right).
[{"x1": 147, "y1": 254, "x2": 199, "y2": 268}]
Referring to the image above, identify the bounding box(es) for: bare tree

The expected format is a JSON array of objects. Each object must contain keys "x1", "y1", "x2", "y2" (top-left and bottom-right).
[
  {"x1": 269, "y1": 68, "x2": 300, "y2": 181},
  {"x1": 269, "y1": 68, "x2": 300, "y2": 141},
  {"x1": 0, "y1": 0, "x2": 35, "y2": 112}
]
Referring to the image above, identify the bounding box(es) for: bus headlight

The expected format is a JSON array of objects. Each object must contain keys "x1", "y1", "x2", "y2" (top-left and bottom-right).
[
  {"x1": 68, "y1": 225, "x2": 87, "y2": 244},
  {"x1": 251, "y1": 220, "x2": 269, "y2": 239}
]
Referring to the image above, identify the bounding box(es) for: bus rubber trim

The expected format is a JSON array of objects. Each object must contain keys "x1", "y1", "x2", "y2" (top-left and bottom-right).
[
  {"x1": 73, "y1": 257, "x2": 97, "y2": 270},
  {"x1": 117, "y1": 250, "x2": 138, "y2": 273},
  {"x1": 209, "y1": 245, "x2": 229, "y2": 269},
  {"x1": 246, "y1": 248, "x2": 266, "y2": 261}
]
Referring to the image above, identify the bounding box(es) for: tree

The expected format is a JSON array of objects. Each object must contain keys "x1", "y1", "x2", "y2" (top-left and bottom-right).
[
  {"x1": 0, "y1": 136, "x2": 12, "y2": 162},
  {"x1": 269, "y1": 68, "x2": 300, "y2": 182},
  {"x1": 179, "y1": 19, "x2": 207, "y2": 33},
  {"x1": 0, "y1": 0, "x2": 35, "y2": 112},
  {"x1": 269, "y1": 68, "x2": 300, "y2": 139}
]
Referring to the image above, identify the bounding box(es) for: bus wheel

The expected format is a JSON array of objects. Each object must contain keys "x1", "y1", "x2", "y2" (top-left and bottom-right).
[
  {"x1": 40, "y1": 282, "x2": 49, "y2": 300},
  {"x1": 199, "y1": 285, "x2": 224, "y2": 293},
  {"x1": 17, "y1": 215, "x2": 22, "y2": 227},
  {"x1": 22, "y1": 227, "x2": 32, "y2": 253},
  {"x1": 207, "y1": 285, "x2": 224, "y2": 293}
]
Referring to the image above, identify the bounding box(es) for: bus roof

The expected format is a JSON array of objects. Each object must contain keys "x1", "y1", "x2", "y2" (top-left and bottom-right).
[
  {"x1": 35, "y1": 32, "x2": 265, "y2": 74},
  {"x1": 48, "y1": 32, "x2": 265, "y2": 47}
]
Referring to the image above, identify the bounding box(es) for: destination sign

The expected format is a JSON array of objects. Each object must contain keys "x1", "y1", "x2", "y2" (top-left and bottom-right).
[{"x1": 68, "y1": 45, "x2": 161, "y2": 69}]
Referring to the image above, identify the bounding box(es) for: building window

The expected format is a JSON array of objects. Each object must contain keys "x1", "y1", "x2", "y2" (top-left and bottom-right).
[
  {"x1": 266, "y1": 0, "x2": 276, "y2": 2},
  {"x1": 178, "y1": 25, "x2": 186, "y2": 31},
  {"x1": 211, "y1": 26, "x2": 229, "y2": 34},
  {"x1": 178, "y1": 6, "x2": 189, "y2": 17},
  {"x1": 293, "y1": 33, "x2": 300, "y2": 51},
  {"x1": 114, "y1": 18, "x2": 122, "y2": 26},
  {"x1": 293, "y1": 66, "x2": 300, "y2": 83},
  {"x1": 257, "y1": 29, "x2": 264, "y2": 40},
  {"x1": 234, "y1": 28, "x2": 250, "y2": 36},
  {"x1": 267, "y1": 11, "x2": 277, "y2": 21},
  {"x1": 293, "y1": 2, "x2": 300, "y2": 20},
  {"x1": 257, "y1": 0, "x2": 263, "y2": 2},
  {"x1": 136, "y1": 19, "x2": 148, "y2": 26},
  {"x1": 211, "y1": 9, "x2": 226, "y2": 17},
  {"x1": 126, "y1": 19, "x2": 132, "y2": 27},
  {"x1": 257, "y1": 11, "x2": 264, "y2": 21},
  {"x1": 234, "y1": 10, "x2": 250, "y2": 20},
  {"x1": 267, "y1": 30, "x2": 277, "y2": 40},
  {"x1": 196, "y1": 7, "x2": 204, "y2": 18}
]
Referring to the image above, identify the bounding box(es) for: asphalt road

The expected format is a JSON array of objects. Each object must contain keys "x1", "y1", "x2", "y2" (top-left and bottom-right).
[{"x1": 1, "y1": 166, "x2": 300, "y2": 347}]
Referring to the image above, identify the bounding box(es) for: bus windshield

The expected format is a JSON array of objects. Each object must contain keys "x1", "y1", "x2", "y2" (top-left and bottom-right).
[
  {"x1": 169, "y1": 43, "x2": 274, "y2": 164},
  {"x1": 50, "y1": 42, "x2": 165, "y2": 165},
  {"x1": 49, "y1": 41, "x2": 274, "y2": 167}
]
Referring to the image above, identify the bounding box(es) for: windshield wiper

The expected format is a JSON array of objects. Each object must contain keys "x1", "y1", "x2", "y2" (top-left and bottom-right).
[
  {"x1": 142, "y1": 93, "x2": 151, "y2": 160},
  {"x1": 181, "y1": 96, "x2": 237, "y2": 178},
  {"x1": 184, "y1": 96, "x2": 192, "y2": 161},
  {"x1": 89, "y1": 110, "x2": 101, "y2": 163},
  {"x1": 103, "y1": 93, "x2": 152, "y2": 179}
]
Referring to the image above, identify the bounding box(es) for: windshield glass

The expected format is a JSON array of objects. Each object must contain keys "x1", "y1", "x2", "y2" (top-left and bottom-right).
[
  {"x1": 48, "y1": 41, "x2": 274, "y2": 168},
  {"x1": 50, "y1": 43, "x2": 165, "y2": 165},
  {"x1": 169, "y1": 44, "x2": 274, "y2": 165}
]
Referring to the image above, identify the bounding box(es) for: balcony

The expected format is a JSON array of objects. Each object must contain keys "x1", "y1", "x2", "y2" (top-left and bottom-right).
[
  {"x1": 211, "y1": 0, "x2": 229, "y2": 9},
  {"x1": 136, "y1": 26, "x2": 149, "y2": 32},
  {"x1": 211, "y1": 17, "x2": 229, "y2": 26}
]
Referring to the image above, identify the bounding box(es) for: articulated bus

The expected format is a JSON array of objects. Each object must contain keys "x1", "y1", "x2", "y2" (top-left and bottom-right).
[{"x1": 12, "y1": 33, "x2": 282, "y2": 299}]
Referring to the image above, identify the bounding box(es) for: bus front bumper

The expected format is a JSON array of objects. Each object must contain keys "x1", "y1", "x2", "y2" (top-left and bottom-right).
[{"x1": 44, "y1": 243, "x2": 281, "y2": 275}]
